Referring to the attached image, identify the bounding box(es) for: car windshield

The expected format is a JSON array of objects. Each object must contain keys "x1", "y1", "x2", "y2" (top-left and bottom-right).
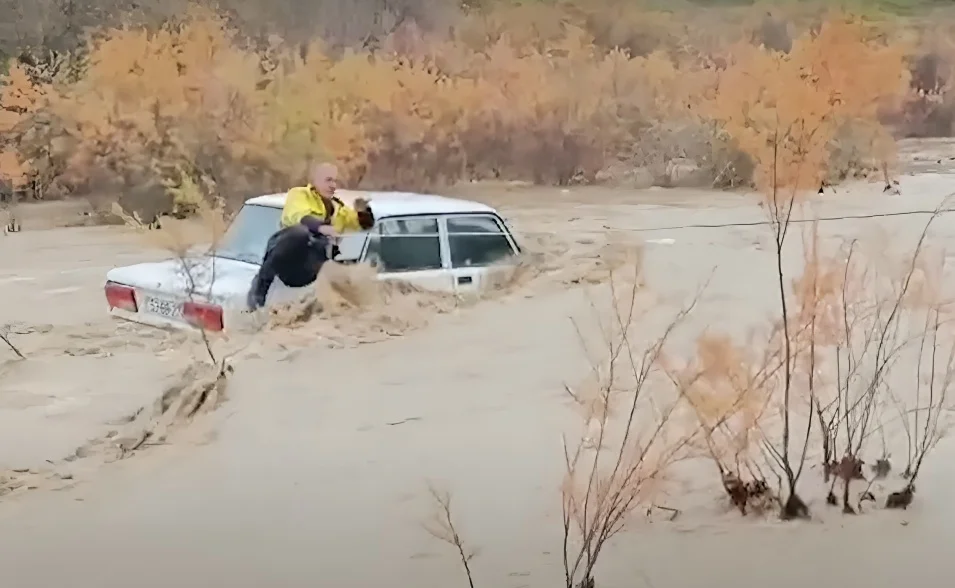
[
  {"x1": 214, "y1": 203, "x2": 370, "y2": 265},
  {"x1": 216, "y1": 204, "x2": 281, "y2": 264}
]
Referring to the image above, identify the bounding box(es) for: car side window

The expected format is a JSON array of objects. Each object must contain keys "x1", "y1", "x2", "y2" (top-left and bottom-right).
[
  {"x1": 364, "y1": 217, "x2": 443, "y2": 272},
  {"x1": 446, "y1": 215, "x2": 516, "y2": 268}
]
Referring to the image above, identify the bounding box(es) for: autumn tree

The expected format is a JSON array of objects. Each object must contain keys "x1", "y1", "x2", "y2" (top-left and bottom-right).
[{"x1": 0, "y1": 63, "x2": 56, "y2": 201}]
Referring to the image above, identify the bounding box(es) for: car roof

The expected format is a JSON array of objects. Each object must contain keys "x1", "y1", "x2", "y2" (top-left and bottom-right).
[{"x1": 244, "y1": 189, "x2": 499, "y2": 218}]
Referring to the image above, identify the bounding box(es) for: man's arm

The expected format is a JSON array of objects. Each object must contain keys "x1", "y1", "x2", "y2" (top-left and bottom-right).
[
  {"x1": 281, "y1": 187, "x2": 335, "y2": 235},
  {"x1": 330, "y1": 198, "x2": 375, "y2": 233},
  {"x1": 330, "y1": 205, "x2": 361, "y2": 232},
  {"x1": 280, "y1": 187, "x2": 320, "y2": 228}
]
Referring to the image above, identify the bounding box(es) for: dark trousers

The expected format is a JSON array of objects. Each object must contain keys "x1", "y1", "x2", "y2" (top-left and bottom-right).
[{"x1": 247, "y1": 224, "x2": 330, "y2": 309}]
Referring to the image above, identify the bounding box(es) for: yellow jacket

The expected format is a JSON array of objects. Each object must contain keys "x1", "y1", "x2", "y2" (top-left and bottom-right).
[{"x1": 280, "y1": 185, "x2": 363, "y2": 233}]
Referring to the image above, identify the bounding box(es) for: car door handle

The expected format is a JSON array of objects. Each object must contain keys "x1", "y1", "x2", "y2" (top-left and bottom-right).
[{"x1": 457, "y1": 276, "x2": 473, "y2": 284}]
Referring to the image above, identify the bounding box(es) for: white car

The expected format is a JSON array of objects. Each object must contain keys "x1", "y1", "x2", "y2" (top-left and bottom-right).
[{"x1": 103, "y1": 190, "x2": 522, "y2": 332}]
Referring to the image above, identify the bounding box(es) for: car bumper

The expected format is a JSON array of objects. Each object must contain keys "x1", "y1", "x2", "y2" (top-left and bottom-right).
[{"x1": 109, "y1": 306, "x2": 194, "y2": 331}]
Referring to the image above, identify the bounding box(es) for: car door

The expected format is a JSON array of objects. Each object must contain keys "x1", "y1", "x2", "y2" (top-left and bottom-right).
[
  {"x1": 268, "y1": 231, "x2": 372, "y2": 304},
  {"x1": 443, "y1": 213, "x2": 520, "y2": 294},
  {"x1": 362, "y1": 215, "x2": 455, "y2": 292}
]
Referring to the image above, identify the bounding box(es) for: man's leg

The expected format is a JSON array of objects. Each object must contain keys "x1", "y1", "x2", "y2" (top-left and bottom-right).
[
  {"x1": 278, "y1": 233, "x2": 331, "y2": 288},
  {"x1": 247, "y1": 225, "x2": 312, "y2": 309}
]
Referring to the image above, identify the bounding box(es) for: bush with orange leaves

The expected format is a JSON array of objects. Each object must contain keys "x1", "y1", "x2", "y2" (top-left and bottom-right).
[
  {"x1": 0, "y1": 6, "x2": 916, "y2": 217},
  {"x1": 2, "y1": 7, "x2": 707, "y2": 214},
  {"x1": 705, "y1": 17, "x2": 908, "y2": 194},
  {"x1": 0, "y1": 62, "x2": 58, "y2": 200}
]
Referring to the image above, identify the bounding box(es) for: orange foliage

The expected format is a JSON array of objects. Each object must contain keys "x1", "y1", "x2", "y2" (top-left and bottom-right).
[
  {"x1": 676, "y1": 333, "x2": 775, "y2": 469},
  {"x1": 707, "y1": 17, "x2": 908, "y2": 196},
  {"x1": 41, "y1": 7, "x2": 712, "y2": 205},
  {"x1": 790, "y1": 224, "x2": 851, "y2": 348},
  {"x1": 0, "y1": 5, "x2": 920, "y2": 211},
  {"x1": 0, "y1": 64, "x2": 51, "y2": 187},
  {"x1": 55, "y1": 10, "x2": 278, "y2": 191}
]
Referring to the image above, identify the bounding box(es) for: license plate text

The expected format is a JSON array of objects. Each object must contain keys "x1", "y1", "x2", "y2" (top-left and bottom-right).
[{"x1": 143, "y1": 296, "x2": 183, "y2": 319}]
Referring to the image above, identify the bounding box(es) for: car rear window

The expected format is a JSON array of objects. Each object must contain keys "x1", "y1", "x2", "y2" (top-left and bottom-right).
[
  {"x1": 216, "y1": 204, "x2": 281, "y2": 264},
  {"x1": 216, "y1": 203, "x2": 369, "y2": 264}
]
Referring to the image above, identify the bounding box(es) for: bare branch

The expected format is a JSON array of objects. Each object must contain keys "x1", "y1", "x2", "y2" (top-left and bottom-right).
[
  {"x1": 0, "y1": 323, "x2": 24, "y2": 359},
  {"x1": 424, "y1": 483, "x2": 477, "y2": 588},
  {"x1": 560, "y1": 262, "x2": 702, "y2": 587}
]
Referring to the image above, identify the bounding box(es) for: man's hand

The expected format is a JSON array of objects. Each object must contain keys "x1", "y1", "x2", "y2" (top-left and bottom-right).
[{"x1": 354, "y1": 198, "x2": 375, "y2": 230}]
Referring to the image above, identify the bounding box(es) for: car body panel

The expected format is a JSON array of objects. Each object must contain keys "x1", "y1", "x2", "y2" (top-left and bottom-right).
[
  {"x1": 441, "y1": 213, "x2": 522, "y2": 295},
  {"x1": 104, "y1": 191, "x2": 520, "y2": 331},
  {"x1": 244, "y1": 190, "x2": 499, "y2": 218}
]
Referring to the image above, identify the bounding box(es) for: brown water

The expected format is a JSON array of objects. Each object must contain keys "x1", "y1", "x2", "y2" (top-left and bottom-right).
[{"x1": 2, "y1": 148, "x2": 955, "y2": 587}]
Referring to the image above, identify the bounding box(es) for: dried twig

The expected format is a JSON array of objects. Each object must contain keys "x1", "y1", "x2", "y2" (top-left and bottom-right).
[
  {"x1": 424, "y1": 484, "x2": 477, "y2": 588},
  {"x1": 0, "y1": 326, "x2": 25, "y2": 359},
  {"x1": 886, "y1": 303, "x2": 954, "y2": 509}
]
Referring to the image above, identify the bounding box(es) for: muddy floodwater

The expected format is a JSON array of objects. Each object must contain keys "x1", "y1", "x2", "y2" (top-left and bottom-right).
[{"x1": 2, "y1": 139, "x2": 955, "y2": 588}]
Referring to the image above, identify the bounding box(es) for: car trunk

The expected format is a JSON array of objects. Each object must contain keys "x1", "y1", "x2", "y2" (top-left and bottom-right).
[{"x1": 105, "y1": 256, "x2": 259, "y2": 330}]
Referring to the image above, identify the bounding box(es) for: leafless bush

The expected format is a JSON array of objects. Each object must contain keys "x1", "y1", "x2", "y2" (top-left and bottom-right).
[
  {"x1": 795, "y1": 205, "x2": 955, "y2": 514},
  {"x1": 424, "y1": 483, "x2": 478, "y2": 588},
  {"x1": 559, "y1": 260, "x2": 700, "y2": 588},
  {"x1": 884, "y1": 304, "x2": 953, "y2": 509},
  {"x1": 810, "y1": 238, "x2": 910, "y2": 512},
  {"x1": 677, "y1": 199, "x2": 954, "y2": 518}
]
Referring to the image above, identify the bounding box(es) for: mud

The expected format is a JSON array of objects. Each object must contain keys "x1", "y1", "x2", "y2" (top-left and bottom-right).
[{"x1": 1, "y1": 139, "x2": 955, "y2": 587}]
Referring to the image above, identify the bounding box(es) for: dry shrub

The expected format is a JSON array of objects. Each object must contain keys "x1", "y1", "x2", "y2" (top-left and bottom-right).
[
  {"x1": 560, "y1": 262, "x2": 700, "y2": 588},
  {"x1": 113, "y1": 182, "x2": 245, "y2": 373},
  {"x1": 668, "y1": 332, "x2": 779, "y2": 516},
  {"x1": 674, "y1": 219, "x2": 954, "y2": 518},
  {"x1": 424, "y1": 484, "x2": 478, "y2": 588},
  {"x1": 665, "y1": 17, "x2": 921, "y2": 520},
  {"x1": 792, "y1": 219, "x2": 954, "y2": 513}
]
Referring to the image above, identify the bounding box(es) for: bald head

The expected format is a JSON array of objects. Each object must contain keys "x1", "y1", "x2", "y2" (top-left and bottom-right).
[{"x1": 309, "y1": 163, "x2": 338, "y2": 197}]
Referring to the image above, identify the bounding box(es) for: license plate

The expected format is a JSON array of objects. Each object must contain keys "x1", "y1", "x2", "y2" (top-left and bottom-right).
[{"x1": 142, "y1": 295, "x2": 183, "y2": 319}]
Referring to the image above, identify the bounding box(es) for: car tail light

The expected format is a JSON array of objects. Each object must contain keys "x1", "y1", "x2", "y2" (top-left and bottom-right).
[
  {"x1": 183, "y1": 300, "x2": 224, "y2": 332},
  {"x1": 105, "y1": 282, "x2": 137, "y2": 312}
]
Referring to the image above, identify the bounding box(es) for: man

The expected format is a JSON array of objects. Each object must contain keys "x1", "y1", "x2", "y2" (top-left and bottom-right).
[{"x1": 246, "y1": 163, "x2": 375, "y2": 310}]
